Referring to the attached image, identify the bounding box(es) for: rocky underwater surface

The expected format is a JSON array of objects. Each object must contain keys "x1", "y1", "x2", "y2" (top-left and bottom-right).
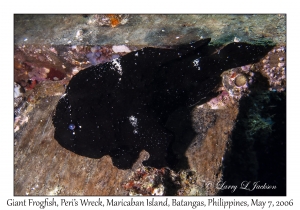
[{"x1": 14, "y1": 14, "x2": 286, "y2": 196}]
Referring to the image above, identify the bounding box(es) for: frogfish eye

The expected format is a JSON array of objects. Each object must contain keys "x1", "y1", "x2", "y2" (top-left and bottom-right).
[{"x1": 68, "y1": 124, "x2": 75, "y2": 130}]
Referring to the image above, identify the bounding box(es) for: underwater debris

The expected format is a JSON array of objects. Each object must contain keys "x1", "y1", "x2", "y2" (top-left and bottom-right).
[
  {"x1": 14, "y1": 82, "x2": 28, "y2": 132},
  {"x1": 123, "y1": 166, "x2": 204, "y2": 196},
  {"x1": 200, "y1": 65, "x2": 255, "y2": 110},
  {"x1": 87, "y1": 14, "x2": 129, "y2": 28},
  {"x1": 14, "y1": 80, "x2": 66, "y2": 134},
  {"x1": 246, "y1": 113, "x2": 274, "y2": 136},
  {"x1": 123, "y1": 166, "x2": 167, "y2": 196},
  {"x1": 14, "y1": 45, "x2": 68, "y2": 87},
  {"x1": 260, "y1": 46, "x2": 286, "y2": 92},
  {"x1": 14, "y1": 82, "x2": 24, "y2": 106},
  {"x1": 221, "y1": 69, "x2": 250, "y2": 99},
  {"x1": 14, "y1": 44, "x2": 130, "y2": 91}
]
